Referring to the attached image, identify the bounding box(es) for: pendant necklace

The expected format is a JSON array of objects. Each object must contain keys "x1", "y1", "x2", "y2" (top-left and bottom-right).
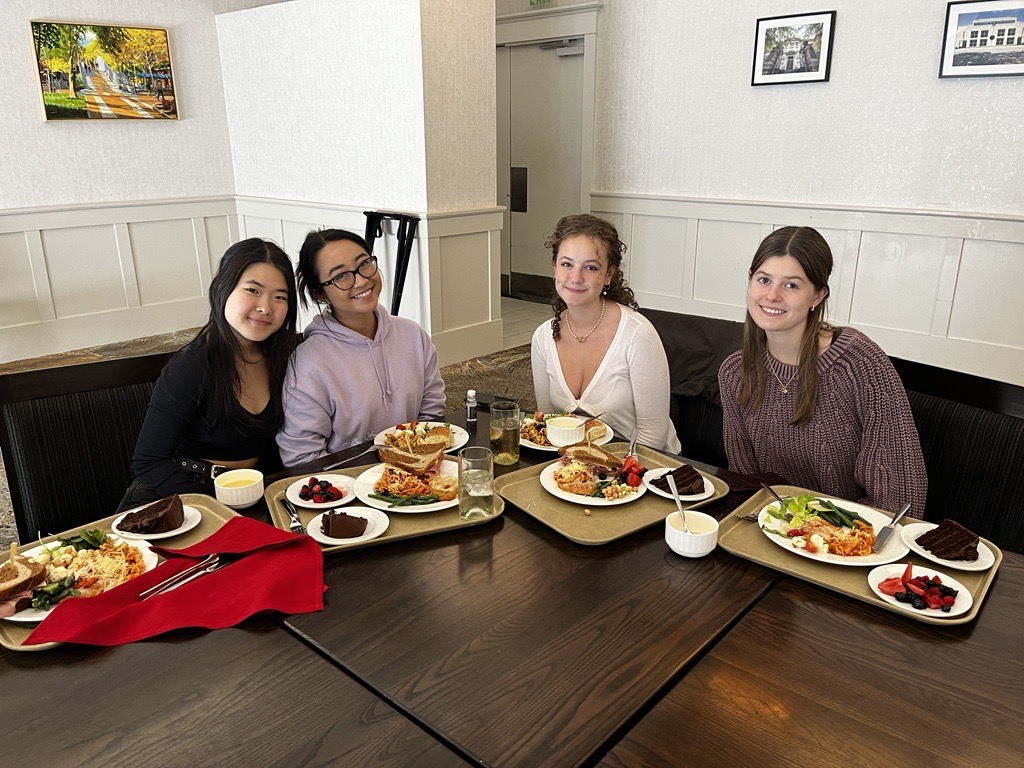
[
  {"x1": 565, "y1": 298, "x2": 606, "y2": 343},
  {"x1": 767, "y1": 356, "x2": 798, "y2": 394}
]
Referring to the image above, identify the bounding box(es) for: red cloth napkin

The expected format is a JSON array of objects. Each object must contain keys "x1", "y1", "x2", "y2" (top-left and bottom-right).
[{"x1": 27, "y1": 517, "x2": 325, "y2": 646}]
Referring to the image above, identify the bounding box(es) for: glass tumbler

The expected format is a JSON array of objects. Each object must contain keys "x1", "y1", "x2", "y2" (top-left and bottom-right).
[
  {"x1": 489, "y1": 401, "x2": 521, "y2": 465},
  {"x1": 458, "y1": 446, "x2": 494, "y2": 520}
]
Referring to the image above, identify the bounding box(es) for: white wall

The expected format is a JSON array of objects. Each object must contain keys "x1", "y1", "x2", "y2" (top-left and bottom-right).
[
  {"x1": 420, "y1": 0, "x2": 497, "y2": 213},
  {"x1": 593, "y1": 1, "x2": 1023, "y2": 215},
  {"x1": 0, "y1": 0, "x2": 234, "y2": 210},
  {"x1": 216, "y1": 0, "x2": 428, "y2": 211}
]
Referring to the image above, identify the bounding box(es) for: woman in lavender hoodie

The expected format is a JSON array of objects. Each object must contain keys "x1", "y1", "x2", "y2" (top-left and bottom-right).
[{"x1": 277, "y1": 228, "x2": 445, "y2": 466}]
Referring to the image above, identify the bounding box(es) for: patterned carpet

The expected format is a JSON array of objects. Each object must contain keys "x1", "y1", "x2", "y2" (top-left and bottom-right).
[
  {"x1": 0, "y1": 343, "x2": 536, "y2": 546},
  {"x1": 440, "y1": 343, "x2": 536, "y2": 414}
]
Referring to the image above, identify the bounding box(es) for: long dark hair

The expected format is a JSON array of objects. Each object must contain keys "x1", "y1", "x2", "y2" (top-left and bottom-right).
[
  {"x1": 195, "y1": 238, "x2": 297, "y2": 429},
  {"x1": 737, "y1": 226, "x2": 832, "y2": 425},
  {"x1": 295, "y1": 228, "x2": 373, "y2": 310},
  {"x1": 544, "y1": 214, "x2": 638, "y2": 340}
]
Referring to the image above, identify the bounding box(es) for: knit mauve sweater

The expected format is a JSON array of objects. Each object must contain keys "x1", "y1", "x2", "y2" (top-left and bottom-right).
[{"x1": 718, "y1": 328, "x2": 928, "y2": 518}]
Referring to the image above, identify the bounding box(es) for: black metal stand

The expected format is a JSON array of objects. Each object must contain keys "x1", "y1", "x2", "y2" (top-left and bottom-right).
[{"x1": 364, "y1": 211, "x2": 420, "y2": 316}]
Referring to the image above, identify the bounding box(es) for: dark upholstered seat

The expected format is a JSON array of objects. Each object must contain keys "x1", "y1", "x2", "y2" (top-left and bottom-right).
[
  {"x1": 0, "y1": 353, "x2": 172, "y2": 543},
  {"x1": 640, "y1": 308, "x2": 743, "y2": 467},
  {"x1": 894, "y1": 359, "x2": 1024, "y2": 555}
]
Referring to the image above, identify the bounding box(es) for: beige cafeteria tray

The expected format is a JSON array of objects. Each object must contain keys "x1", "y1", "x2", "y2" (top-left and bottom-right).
[
  {"x1": 0, "y1": 494, "x2": 239, "y2": 652},
  {"x1": 264, "y1": 464, "x2": 504, "y2": 555},
  {"x1": 717, "y1": 487, "x2": 1002, "y2": 626},
  {"x1": 494, "y1": 443, "x2": 728, "y2": 545}
]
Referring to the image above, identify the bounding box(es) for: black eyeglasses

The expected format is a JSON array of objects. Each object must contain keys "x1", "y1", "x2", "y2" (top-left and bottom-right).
[{"x1": 319, "y1": 256, "x2": 379, "y2": 291}]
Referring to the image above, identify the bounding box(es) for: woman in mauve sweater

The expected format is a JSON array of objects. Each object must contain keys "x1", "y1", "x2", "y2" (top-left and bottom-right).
[
  {"x1": 718, "y1": 226, "x2": 927, "y2": 518},
  {"x1": 277, "y1": 228, "x2": 445, "y2": 466}
]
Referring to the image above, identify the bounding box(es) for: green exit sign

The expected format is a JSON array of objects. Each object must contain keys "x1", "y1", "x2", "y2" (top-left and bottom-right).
[{"x1": 530, "y1": 0, "x2": 551, "y2": 5}]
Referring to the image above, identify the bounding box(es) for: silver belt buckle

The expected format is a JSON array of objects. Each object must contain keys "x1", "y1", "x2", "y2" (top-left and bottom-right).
[{"x1": 210, "y1": 464, "x2": 228, "y2": 479}]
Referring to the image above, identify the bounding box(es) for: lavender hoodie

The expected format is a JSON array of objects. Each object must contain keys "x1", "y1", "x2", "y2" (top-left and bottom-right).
[{"x1": 277, "y1": 305, "x2": 446, "y2": 465}]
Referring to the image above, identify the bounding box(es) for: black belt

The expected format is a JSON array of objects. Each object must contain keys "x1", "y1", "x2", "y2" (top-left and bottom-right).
[{"x1": 175, "y1": 456, "x2": 228, "y2": 480}]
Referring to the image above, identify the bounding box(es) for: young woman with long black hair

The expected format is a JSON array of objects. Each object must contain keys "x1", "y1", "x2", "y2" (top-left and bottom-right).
[{"x1": 117, "y1": 238, "x2": 298, "y2": 509}]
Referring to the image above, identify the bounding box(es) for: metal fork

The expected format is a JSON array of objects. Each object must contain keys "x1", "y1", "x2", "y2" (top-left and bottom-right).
[
  {"x1": 282, "y1": 496, "x2": 305, "y2": 534},
  {"x1": 626, "y1": 428, "x2": 640, "y2": 460}
]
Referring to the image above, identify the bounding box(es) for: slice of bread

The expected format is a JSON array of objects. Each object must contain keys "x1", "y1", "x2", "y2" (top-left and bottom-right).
[
  {"x1": 377, "y1": 443, "x2": 446, "y2": 475},
  {"x1": 0, "y1": 553, "x2": 47, "y2": 602},
  {"x1": 556, "y1": 442, "x2": 623, "y2": 473}
]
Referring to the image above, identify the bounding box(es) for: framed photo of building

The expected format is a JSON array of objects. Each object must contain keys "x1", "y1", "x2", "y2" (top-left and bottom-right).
[
  {"x1": 940, "y1": 1, "x2": 1024, "y2": 77},
  {"x1": 30, "y1": 20, "x2": 178, "y2": 120},
  {"x1": 752, "y1": 11, "x2": 836, "y2": 86}
]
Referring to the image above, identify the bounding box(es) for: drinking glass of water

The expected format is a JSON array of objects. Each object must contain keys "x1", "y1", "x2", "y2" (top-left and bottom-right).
[
  {"x1": 489, "y1": 401, "x2": 521, "y2": 465},
  {"x1": 458, "y1": 446, "x2": 494, "y2": 520}
]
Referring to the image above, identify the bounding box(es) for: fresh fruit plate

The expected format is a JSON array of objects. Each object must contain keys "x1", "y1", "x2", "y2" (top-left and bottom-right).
[
  {"x1": 717, "y1": 486, "x2": 1002, "y2": 625},
  {"x1": 868, "y1": 562, "x2": 973, "y2": 619},
  {"x1": 286, "y1": 474, "x2": 357, "y2": 510}
]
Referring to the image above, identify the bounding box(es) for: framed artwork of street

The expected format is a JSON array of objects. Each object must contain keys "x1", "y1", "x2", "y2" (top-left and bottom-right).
[
  {"x1": 752, "y1": 11, "x2": 836, "y2": 86},
  {"x1": 31, "y1": 21, "x2": 178, "y2": 120}
]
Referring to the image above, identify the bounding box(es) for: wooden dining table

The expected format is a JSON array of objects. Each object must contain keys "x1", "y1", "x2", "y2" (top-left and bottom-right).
[
  {"x1": 4, "y1": 407, "x2": 1022, "y2": 767},
  {"x1": 598, "y1": 551, "x2": 1024, "y2": 768},
  {"x1": 281, "y1": 410, "x2": 778, "y2": 767}
]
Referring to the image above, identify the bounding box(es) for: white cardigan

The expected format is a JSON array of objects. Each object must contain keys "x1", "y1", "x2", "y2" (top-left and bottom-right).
[{"x1": 531, "y1": 305, "x2": 681, "y2": 454}]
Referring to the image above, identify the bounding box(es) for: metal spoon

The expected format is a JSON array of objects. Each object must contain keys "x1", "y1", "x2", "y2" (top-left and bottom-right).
[{"x1": 666, "y1": 474, "x2": 689, "y2": 533}]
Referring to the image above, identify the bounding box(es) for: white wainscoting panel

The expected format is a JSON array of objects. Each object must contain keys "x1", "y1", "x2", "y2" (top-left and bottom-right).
[
  {"x1": 0, "y1": 198, "x2": 235, "y2": 362},
  {"x1": 592, "y1": 193, "x2": 1024, "y2": 386}
]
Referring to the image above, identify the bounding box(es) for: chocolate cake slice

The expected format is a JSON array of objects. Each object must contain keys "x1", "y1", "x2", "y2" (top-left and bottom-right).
[
  {"x1": 120, "y1": 494, "x2": 185, "y2": 534},
  {"x1": 322, "y1": 510, "x2": 368, "y2": 539},
  {"x1": 915, "y1": 519, "x2": 980, "y2": 561},
  {"x1": 651, "y1": 465, "x2": 705, "y2": 496}
]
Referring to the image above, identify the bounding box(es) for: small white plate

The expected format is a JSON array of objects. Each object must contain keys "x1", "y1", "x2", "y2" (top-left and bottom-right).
[
  {"x1": 112, "y1": 505, "x2": 202, "y2": 540},
  {"x1": 373, "y1": 422, "x2": 469, "y2": 453},
  {"x1": 520, "y1": 418, "x2": 612, "y2": 452},
  {"x1": 538, "y1": 460, "x2": 646, "y2": 506},
  {"x1": 867, "y1": 563, "x2": 973, "y2": 618},
  {"x1": 642, "y1": 467, "x2": 714, "y2": 502},
  {"x1": 353, "y1": 461, "x2": 460, "y2": 513},
  {"x1": 900, "y1": 522, "x2": 996, "y2": 572},
  {"x1": 758, "y1": 499, "x2": 910, "y2": 566},
  {"x1": 307, "y1": 507, "x2": 389, "y2": 546},
  {"x1": 286, "y1": 474, "x2": 357, "y2": 510},
  {"x1": 5, "y1": 537, "x2": 159, "y2": 624}
]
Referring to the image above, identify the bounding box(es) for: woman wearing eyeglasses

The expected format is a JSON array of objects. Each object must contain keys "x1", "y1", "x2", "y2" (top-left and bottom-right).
[{"x1": 276, "y1": 228, "x2": 445, "y2": 465}]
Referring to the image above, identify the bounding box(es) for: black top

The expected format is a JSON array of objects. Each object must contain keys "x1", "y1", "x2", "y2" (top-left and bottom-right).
[{"x1": 130, "y1": 338, "x2": 282, "y2": 495}]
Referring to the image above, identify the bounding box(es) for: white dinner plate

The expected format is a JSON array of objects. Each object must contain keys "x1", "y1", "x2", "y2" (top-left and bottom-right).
[
  {"x1": 867, "y1": 563, "x2": 973, "y2": 618},
  {"x1": 538, "y1": 460, "x2": 647, "y2": 506},
  {"x1": 5, "y1": 537, "x2": 159, "y2": 624},
  {"x1": 307, "y1": 506, "x2": 390, "y2": 546},
  {"x1": 520, "y1": 418, "x2": 612, "y2": 452},
  {"x1": 757, "y1": 499, "x2": 910, "y2": 566},
  {"x1": 111, "y1": 504, "x2": 202, "y2": 540},
  {"x1": 353, "y1": 461, "x2": 459, "y2": 513},
  {"x1": 286, "y1": 474, "x2": 357, "y2": 510},
  {"x1": 900, "y1": 522, "x2": 996, "y2": 572},
  {"x1": 642, "y1": 467, "x2": 714, "y2": 502},
  {"x1": 373, "y1": 422, "x2": 469, "y2": 454}
]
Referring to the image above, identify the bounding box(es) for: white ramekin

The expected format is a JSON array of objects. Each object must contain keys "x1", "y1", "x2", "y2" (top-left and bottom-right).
[
  {"x1": 546, "y1": 416, "x2": 585, "y2": 447},
  {"x1": 665, "y1": 510, "x2": 719, "y2": 557},
  {"x1": 214, "y1": 468, "x2": 264, "y2": 509}
]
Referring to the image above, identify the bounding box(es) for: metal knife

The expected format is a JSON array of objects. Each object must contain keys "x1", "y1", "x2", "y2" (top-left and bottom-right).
[{"x1": 873, "y1": 502, "x2": 911, "y2": 552}]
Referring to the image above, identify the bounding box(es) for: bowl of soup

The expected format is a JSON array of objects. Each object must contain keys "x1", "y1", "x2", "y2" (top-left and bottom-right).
[
  {"x1": 546, "y1": 416, "x2": 585, "y2": 447},
  {"x1": 214, "y1": 468, "x2": 264, "y2": 509}
]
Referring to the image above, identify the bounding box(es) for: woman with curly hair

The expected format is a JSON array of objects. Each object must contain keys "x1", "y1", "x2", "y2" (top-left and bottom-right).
[
  {"x1": 718, "y1": 226, "x2": 927, "y2": 517},
  {"x1": 531, "y1": 214, "x2": 680, "y2": 453}
]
